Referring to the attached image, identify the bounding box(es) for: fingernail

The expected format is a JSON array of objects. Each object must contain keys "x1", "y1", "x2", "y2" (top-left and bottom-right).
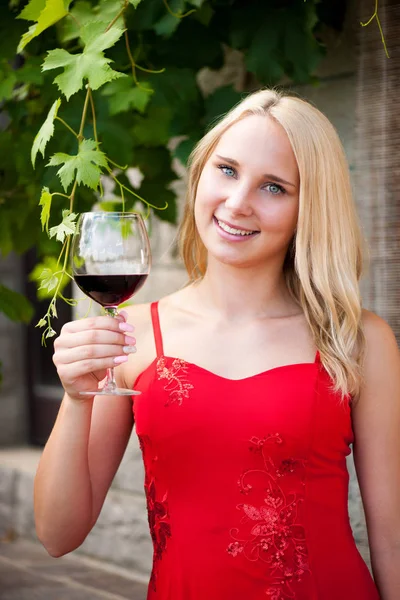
[
  {"x1": 123, "y1": 346, "x2": 137, "y2": 354},
  {"x1": 119, "y1": 322, "x2": 134, "y2": 332},
  {"x1": 114, "y1": 355, "x2": 129, "y2": 364},
  {"x1": 119, "y1": 310, "x2": 128, "y2": 320},
  {"x1": 125, "y1": 336, "x2": 136, "y2": 345}
]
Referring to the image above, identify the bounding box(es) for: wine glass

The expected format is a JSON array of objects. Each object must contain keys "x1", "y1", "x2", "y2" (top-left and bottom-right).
[{"x1": 71, "y1": 211, "x2": 151, "y2": 396}]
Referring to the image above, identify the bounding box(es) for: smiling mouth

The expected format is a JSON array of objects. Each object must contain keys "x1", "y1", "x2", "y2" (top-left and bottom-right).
[{"x1": 214, "y1": 216, "x2": 260, "y2": 237}]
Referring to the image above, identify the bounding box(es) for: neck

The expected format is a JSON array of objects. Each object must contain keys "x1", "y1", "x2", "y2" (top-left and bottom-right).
[{"x1": 191, "y1": 258, "x2": 300, "y2": 322}]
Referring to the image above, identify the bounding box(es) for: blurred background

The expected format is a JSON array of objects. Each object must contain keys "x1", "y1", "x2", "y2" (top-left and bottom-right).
[{"x1": 0, "y1": 0, "x2": 399, "y2": 587}]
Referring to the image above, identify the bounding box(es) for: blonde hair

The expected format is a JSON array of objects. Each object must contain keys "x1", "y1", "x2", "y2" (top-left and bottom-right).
[{"x1": 178, "y1": 88, "x2": 365, "y2": 399}]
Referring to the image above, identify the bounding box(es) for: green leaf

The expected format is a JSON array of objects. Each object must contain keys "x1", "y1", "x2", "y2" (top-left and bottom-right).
[
  {"x1": 29, "y1": 256, "x2": 70, "y2": 299},
  {"x1": 31, "y1": 98, "x2": 61, "y2": 167},
  {"x1": 15, "y1": 57, "x2": 44, "y2": 85},
  {"x1": 42, "y1": 21, "x2": 125, "y2": 100},
  {"x1": 193, "y1": 3, "x2": 213, "y2": 27},
  {"x1": 187, "y1": 0, "x2": 204, "y2": 6},
  {"x1": 102, "y1": 78, "x2": 153, "y2": 115},
  {"x1": 58, "y1": 0, "x2": 125, "y2": 43},
  {"x1": 128, "y1": 0, "x2": 143, "y2": 7},
  {"x1": 204, "y1": 85, "x2": 242, "y2": 126},
  {"x1": 153, "y1": 0, "x2": 185, "y2": 38},
  {"x1": 57, "y1": 0, "x2": 93, "y2": 43},
  {"x1": 0, "y1": 214, "x2": 14, "y2": 257},
  {"x1": 131, "y1": 106, "x2": 172, "y2": 147},
  {"x1": 18, "y1": 0, "x2": 46, "y2": 21},
  {"x1": 0, "y1": 285, "x2": 34, "y2": 324},
  {"x1": 39, "y1": 186, "x2": 52, "y2": 232},
  {"x1": 18, "y1": 0, "x2": 72, "y2": 53},
  {"x1": 47, "y1": 138, "x2": 108, "y2": 191},
  {"x1": 283, "y1": 4, "x2": 323, "y2": 83},
  {"x1": 173, "y1": 135, "x2": 199, "y2": 166},
  {"x1": 38, "y1": 268, "x2": 59, "y2": 293},
  {"x1": 49, "y1": 209, "x2": 77, "y2": 242},
  {"x1": 0, "y1": 69, "x2": 17, "y2": 102},
  {"x1": 153, "y1": 12, "x2": 181, "y2": 37},
  {"x1": 245, "y1": 17, "x2": 284, "y2": 84}
]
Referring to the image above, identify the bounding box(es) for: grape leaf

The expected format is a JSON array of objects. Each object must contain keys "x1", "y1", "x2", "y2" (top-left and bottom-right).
[
  {"x1": 31, "y1": 98, "x2": 61, "y2": 167},
  {"x1": 187, "y1": 0, "x2": 204, "y2": 6},
  {"x1": 42, "y1": 21, "x2": 125, "y2": 99},
  {"x1": 0, "y1": 69, "x2": 17, "y2": 102},
  {"x1": 245, "y1": 17, "x2": 284, "y2": 84},
  {"x1": 48, "y1": 139, "x2": 108, "y2": 191},
  {"x1": 49, "y1": 209, "x2": 77, "y2": 242},
  {"x1": 0, "y1": 284, "x2": 34, "y2": 324},
  {"x1": 102, "y1": 78, "x2": 153, "y2": 115},
  {"x1": 38, "y1": 268, "x2": 59, "y2": 293},
  {"x1": 17, "y1": 0, "x2": 46, "y2": 21},
  {"x1": 39, "y1": 186, "x2": 52, "y2": 232},
  {"x1": 57, "y1": 0, "x2": 93, "y2": 43},
  {"x1": 29, "y1": 256, "x2": 70, "y2": 299},
  {"x1": 58, "y1": 0, "x2": 123, "y2": 43},
  {"x1": 128, "y1": 0, "x2": 143, "y2": 8},
  {"x1": 18, "y1": 0, "x2": 72, "y2": 53},
  {"x1": 153, "y1": 0, "x2": 184, "y2": 38}
]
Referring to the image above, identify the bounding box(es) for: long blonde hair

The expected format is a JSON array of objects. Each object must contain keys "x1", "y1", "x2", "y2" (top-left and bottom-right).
[{"x1": 178, "y1": 88, "x2": 365, "y2": 399}]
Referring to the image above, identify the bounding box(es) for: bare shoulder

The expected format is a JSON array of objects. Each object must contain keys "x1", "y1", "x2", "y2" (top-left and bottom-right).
[
  {"x1": 357, "y1": 308, "x2": 400, "y2": 399},
  {"x1": 361, "y1": 308, "x2": 399, "y2": 365}
]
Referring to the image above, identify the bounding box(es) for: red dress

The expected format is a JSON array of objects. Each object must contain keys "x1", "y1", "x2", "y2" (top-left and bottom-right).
[{"x1": 133, "y1": 302, "x2": 380, "y2": 600}]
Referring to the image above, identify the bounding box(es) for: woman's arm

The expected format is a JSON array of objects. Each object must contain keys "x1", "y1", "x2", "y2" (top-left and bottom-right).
[
  {"x1": 34, "y1": 309, "x2": 146, "y2": 557},
  {"x1": 352, "y1": 310, "x2": 400, "y2": 600}
]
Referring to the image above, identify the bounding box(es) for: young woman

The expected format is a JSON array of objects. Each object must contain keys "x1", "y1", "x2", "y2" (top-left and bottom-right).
[{"x1": 34, "y1": 89, "x2": 400, "y2": 599}]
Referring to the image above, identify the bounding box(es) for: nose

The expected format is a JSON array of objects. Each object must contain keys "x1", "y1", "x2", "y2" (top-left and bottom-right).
[{"x1": 224, "y1": 186, "x2": 253, "y2": 216}]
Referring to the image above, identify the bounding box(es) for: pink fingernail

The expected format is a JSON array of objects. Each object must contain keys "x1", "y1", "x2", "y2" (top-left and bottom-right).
[
  {"x1": 125, "y1": 336, "x2": 136, "y2": 344},
  {"x1": 114, "y1": 355, "x2": 129, "y2": 364},
  {"x1": 119, "y1": 310, "x2": 128, "y2": 320},
  {"x1": 119, "y1": 322, "x2": 134, "y2": 332}
]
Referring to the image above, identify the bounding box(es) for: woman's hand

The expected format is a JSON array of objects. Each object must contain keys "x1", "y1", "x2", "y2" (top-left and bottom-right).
[{"x1": 52, "y1": 310, "x2": 136, "y2": 401}]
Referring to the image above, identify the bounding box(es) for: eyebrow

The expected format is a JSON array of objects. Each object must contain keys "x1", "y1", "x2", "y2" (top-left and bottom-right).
[{"x1": 215, "y1": 154, "x2": 296, "y2": 188}]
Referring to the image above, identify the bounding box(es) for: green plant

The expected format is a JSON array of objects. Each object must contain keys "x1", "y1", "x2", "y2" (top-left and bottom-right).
[{"x1": 0, "y1": 0, "x2": 385, "y2": 341}]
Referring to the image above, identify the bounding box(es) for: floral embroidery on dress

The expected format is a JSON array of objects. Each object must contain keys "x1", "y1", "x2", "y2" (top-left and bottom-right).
[
  {"x1": 138, "y1": 435, "x2": 171, "y2": 592},
  {"x1": 156, "y1": 356, "x2": 194, "y2": 406},
  {"x1": 227, "y1": 433, "x2": 310, "y2": 599}
]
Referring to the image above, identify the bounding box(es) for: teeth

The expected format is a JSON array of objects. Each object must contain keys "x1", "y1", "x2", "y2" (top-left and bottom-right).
[{"x1": 217, "y1": 219, "x2": 255, "y2": 236}]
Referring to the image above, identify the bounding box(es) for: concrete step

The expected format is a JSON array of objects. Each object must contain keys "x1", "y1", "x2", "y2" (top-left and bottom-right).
[
  {"x1": 0, "y1": 447, "x2": 153, "y2": 580},
  {"x1": 0, "y1": 537, "x2": 147, "y2": 599}
]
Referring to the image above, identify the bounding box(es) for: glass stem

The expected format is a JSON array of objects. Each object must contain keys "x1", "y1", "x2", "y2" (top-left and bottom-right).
[{"x1": 104, "y1": 306, "x2": 118, "y2": 392}]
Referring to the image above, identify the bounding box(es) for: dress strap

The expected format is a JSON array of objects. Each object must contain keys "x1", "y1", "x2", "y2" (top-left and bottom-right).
[
  {"x1": 150, "y1": 301, "x2": 164, "y2": 358},
  {"x1": 314, "y1": 350, "x2": 321, "y2": 364}
]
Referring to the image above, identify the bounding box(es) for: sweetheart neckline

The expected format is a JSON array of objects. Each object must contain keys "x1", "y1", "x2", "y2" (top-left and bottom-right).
[{"x1": 151, "y1": 354, "x2": 319, "y2": 383}]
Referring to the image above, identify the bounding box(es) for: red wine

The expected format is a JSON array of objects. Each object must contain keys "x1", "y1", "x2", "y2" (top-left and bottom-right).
[{"x1": 74, "y1": 274, "x2": 148, "y2": 307}]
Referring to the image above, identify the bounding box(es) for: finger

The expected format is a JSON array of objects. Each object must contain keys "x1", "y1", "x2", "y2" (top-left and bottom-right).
[
  {"x1": 57, "y1": 329, "x2": 130, "y2": 349},
  {"x1": 61, "y1": 316, "x2": 135, "y2": 335},
  {"x1": 57, "y1": 355, "x2": 132, "y2": 384},
  {"x1": 54, "y1": 343, "x2": 137, "y2": 366}
]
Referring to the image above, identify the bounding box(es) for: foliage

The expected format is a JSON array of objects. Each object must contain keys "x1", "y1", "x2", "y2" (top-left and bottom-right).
[{"x1": 1, "y1": 0, "x2": 348, "y2": 339}]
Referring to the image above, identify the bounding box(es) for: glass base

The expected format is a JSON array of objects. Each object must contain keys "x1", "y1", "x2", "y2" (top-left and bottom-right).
[{"x1": 79, "y1": 388, "x2": 141, "y2": 396}]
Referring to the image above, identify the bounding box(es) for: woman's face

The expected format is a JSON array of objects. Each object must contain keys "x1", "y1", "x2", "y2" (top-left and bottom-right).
[{"x1": 194, "y1": 114, "x2": 300, "y2": 270}]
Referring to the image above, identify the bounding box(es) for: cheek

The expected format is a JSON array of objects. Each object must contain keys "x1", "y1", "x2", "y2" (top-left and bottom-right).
[
  {"x1": 195, "y1": 172, "x2": 221, "y2": 218},
  {"x1": 259, "y1": 198, "x2": 298, "y2": 231}
]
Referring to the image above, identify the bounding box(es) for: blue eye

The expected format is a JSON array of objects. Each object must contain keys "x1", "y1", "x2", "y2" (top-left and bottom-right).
[
  {"x1": 218, "y1": 165, "x2": 236, "y2": 178},
  {"x1": 264, "y1": 183, "x2": 285, "y2": 195}
]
